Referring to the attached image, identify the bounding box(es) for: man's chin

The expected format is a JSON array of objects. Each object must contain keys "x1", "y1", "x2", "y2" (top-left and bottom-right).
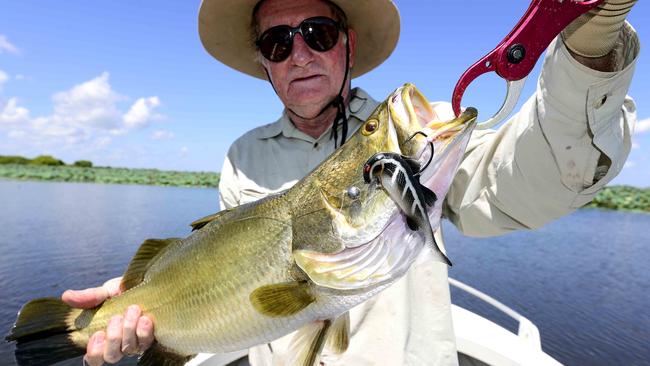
[{"x1": 285, "y1": 96, "x2": 335, "y2": 118}]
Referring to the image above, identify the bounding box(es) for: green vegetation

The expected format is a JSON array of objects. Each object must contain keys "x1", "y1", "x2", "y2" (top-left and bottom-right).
[
  {"x1": 586, "y1": 185, "x2": 650, "y2": 213},
  {"x1": 0, "y1": 155, "x2": 647, "y2": 212},
  {"x1": 74, "y1": 160, "x2": 93, "y2": 168},
  {"x1": 0, "y1": 155, "x2": 218, "y2": 188},
  {"x1": 29, "y1": 155, "x2": 65, "y2": 166},
  {"x1": 0, "y1": 155, "x2": 31, "y2": 165}
]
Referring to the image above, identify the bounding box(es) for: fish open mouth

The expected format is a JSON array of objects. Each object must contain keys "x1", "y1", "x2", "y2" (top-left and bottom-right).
[{"x1": 386, "y1": 83, "x2": 478, "y2": 217}]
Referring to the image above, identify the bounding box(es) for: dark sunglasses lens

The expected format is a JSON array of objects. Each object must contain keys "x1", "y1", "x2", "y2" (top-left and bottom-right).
[
  {"x1": 257, "y1": 18, "x2": 340, "y2": 62},
  {"x1": 302, "y1": 19, "x2": 339, "y2": 52},
  {"x1": 258, "y1": 27, "x2": 292, "y2": 62}
]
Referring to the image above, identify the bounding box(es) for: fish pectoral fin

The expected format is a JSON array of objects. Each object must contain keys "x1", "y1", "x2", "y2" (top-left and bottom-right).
[
  {"x1": 121, "y1": 238, "x2": 182, "y2": 291},
  {"x1": 325, "y1": 312, "x2": 350, "y2": 354},
  {"x1": 249, "y1": 282, "x2": 315, "y2": 318},
  {"x1": 138, "y1": 342, "x2": 194, "y2": 366},
  {"x1": 283, "y1": 320, "x2": 332, "y2": 366}
]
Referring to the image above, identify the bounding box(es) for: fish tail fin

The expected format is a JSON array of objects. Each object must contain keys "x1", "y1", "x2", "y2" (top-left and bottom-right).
[{"x1": 5, "y1": 297, "x2": 86, "y2": 366}]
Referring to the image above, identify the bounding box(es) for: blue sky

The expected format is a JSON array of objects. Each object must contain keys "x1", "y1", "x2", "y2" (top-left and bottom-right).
[{"x1": 0, "y1": 1, "x2": 648, "y2": 186}]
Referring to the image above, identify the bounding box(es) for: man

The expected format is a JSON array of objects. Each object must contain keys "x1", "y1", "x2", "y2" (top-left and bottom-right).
[{"x1": 64, "y1": 0, "x2": 640, "y2": 365}]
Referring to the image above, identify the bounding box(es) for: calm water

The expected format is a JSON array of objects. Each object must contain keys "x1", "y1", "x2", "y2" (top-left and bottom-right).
[{"x1": 0, "y1": 180, "x2": 648, "y2": 365}]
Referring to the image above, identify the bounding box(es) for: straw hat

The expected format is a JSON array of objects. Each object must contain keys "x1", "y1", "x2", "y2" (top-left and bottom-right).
[{"x1": 198, "y1": 0, "x2": 400, "y2": 80}]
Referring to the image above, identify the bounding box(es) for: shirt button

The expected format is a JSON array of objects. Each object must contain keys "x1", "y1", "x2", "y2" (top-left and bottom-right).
[{"x1": 594, "y1": 95, "x2": 608, "y2": 109}]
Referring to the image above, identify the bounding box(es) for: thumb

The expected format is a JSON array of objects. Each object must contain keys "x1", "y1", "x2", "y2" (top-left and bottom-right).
[{"x1": 62, "y1": 276, "x2": 123, "y2": 309}]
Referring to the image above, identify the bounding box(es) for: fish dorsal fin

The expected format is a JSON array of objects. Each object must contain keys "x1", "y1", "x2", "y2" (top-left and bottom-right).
[
  {"x1": 420, "y1": 185, "x2": 437, "y2": 207},
  {"x1": 249, "y1": 282, "x2": 315, "y2": 317},
  {"x1": 190, "y1": 209, "x2": 231, "y2": 231},
  {"x1": 325, "y1": 312, "x2": 350, "y2": 354},
  {"x1": 120, "y1": 238, "x2": 181, "y2": 292},
  {"x1": 283, "y1": 320, "x2": 332, "y2": 366},
  {"x1": 138, "y1": 342, "x2": 194, "y2": 366}
]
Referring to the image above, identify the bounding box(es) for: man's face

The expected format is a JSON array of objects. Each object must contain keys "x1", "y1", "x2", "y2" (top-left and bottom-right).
[{"x1": 256, "y1": 0, "x2": 356, "y2": 119}]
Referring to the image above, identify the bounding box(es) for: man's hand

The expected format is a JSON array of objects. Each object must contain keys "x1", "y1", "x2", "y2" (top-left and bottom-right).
[{"x1": 61, "y1": 277, "x2": 155, "y2": 366}]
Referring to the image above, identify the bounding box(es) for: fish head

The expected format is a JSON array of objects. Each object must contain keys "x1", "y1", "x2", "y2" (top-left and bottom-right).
[
  {"x1": 386, "y1": 83, "x2": 478, "y2": 231},
  {"x1": 292, "y1": 85, "x2": 478, "y2": 291},
  {"x1": 292, "y1": 84, "x2": 476, "y2": 251}
]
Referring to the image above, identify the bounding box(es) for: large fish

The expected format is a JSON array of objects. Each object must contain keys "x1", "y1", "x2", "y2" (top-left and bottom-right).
[{"x1": 5, "y1": 84, "x2": 477, "y2": 366}]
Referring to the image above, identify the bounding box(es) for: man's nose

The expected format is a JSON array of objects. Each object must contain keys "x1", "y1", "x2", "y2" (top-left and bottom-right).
[{"x1": 290, "y1": 34, "x2": 314, "y2": 66}]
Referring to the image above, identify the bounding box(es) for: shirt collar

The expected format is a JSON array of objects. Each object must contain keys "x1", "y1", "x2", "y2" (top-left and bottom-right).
[{"x1": 257, "y1": 87, "x2": 379, "y2": 140}]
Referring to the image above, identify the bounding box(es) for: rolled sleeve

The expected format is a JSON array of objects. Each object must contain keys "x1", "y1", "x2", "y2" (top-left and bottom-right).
[{"x1": 444, "y1": 23, "x2": 639, "y2": 237}]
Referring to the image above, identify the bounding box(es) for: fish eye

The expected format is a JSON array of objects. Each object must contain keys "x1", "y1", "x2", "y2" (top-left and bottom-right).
[{"x1": 362, "y1": 119, "x2": 379, "y2": 135}]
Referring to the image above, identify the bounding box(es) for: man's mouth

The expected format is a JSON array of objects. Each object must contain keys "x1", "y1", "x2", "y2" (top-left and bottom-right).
[{"x1": 291, "y1": 74, "x2": 324, "y2": 84}]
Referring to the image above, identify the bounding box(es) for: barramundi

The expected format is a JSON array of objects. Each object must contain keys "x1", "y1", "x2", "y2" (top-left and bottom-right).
[{"x1": 6, "y1": 84, "x2": 477, "y2": 366}]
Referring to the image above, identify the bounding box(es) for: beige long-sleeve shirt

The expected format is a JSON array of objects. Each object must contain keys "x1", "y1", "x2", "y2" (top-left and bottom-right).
[{"x1": 210, "y1": 26, "x2": 639, "y2": 366}]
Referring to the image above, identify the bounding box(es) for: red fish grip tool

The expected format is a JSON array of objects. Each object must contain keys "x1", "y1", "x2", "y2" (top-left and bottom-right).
[{"x1": 451, "y1": 0, "x2": 604, "y2": 129}]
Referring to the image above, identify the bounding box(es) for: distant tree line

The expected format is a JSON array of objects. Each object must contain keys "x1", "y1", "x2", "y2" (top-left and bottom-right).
[
  {"x1": 0, "y1": 156, "x2": 647, "y2": 212},
  {"x1": 0, "y1": 154, "x2": 92, "y2": 167},
  {"x1": 0, "y1": 154, "x2": 219, "y2": 188}
]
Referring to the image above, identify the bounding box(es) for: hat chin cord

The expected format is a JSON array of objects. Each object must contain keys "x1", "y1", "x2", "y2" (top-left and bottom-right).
[{"x1": 263, "y1": 30, "x2": 351, "y2": 148}]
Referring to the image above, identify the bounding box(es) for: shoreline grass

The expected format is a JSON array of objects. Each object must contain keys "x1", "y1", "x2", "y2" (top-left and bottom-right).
[
  {"x1": 0, "y1": 164, "x2": 219, "y2": 188},
  {"x1": 1, "y1": 164, "x2": 648, "y2": 213}
]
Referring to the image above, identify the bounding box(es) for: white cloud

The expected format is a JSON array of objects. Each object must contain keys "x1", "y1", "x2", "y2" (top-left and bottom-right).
[
  {"x1": 123, "y1": 96, "x2": 162, "y2": 129},
  {"x1": 50, "y1": 72, "x2": 123, "y2": 130},
  {"x1": 631, "y1": 141, "x2": 640, "y2": 150},
  {"x1": 15, "y1": 74, "x2": 25, "y2": 80},
  {"x1": 635, "y1": 118, "x2": 650, "y2": 134},
  {"x1": 0, "y1": 34, "x2": 19, "y2": 55},
  {"x1": 180, "y1": 146, "x2": 189, "y2": 157},
  {"x1": 0, "y1": 72, "x2": 165, "y2": 153},
  {"x1": 624, "y1": 161, "x2": 636, "y2": 169},
  {"x1": 0, "y1": 70, "x2": 8, "y2": 91},
  {"x1": 0, "y1": 98, "x2": 30, "y2": 124},
  {"x1": 151, "y1": 129, "x2": 174, "y2": 140}
]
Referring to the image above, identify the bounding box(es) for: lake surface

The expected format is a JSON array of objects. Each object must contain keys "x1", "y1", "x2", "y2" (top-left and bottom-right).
[{"x1": 0, "y1": 180, "x2": 648, "y2": 365}]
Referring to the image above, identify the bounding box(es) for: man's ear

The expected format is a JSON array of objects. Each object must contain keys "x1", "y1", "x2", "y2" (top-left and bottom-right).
[{"x1": 347, "y1": 28, "x2": 357, "y2": 69}]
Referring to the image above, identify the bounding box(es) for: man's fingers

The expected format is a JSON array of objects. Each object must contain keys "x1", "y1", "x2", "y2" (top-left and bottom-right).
[
  {"x1": 103, "y1": 315, "x2": 124, "y2": 364},
  {"x1": 61, "y1": 287, "x2": 110, "y2": 309},
  {"x1": 102, "y1": 277, "x2": 123, "y2": 297},
  {"x1": 136, "y1": 315, "x2": 155, "y2": 353},
  {"x1": 84, "y1": 331, "x2": 106, "y2": 366},
  {"x1": 121, "y1": 305, "x2": 141, "y2": 356},
  {"x1": 61, "y1": 276, "x2": 123, "y2": 309}
]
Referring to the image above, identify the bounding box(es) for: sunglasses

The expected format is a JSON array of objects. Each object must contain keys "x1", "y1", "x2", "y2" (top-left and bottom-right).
[{"x1": 256, "y1": 16, "x2": 343, "y2": 62}]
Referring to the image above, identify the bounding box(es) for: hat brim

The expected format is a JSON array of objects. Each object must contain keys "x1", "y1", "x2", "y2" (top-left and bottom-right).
[{"x1": 198, "y1": 0, "x2": 400, "y2": 80}]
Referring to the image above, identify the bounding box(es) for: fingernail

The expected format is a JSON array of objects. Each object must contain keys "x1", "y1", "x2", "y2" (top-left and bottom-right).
[
  {"x1": 127, "y1": 305, "x2": 139, "y2": 318},
  {"x1": 94, "y1": 332, "x2": 104, "y2": 346},
  {"x1": 110, "y1": 315, "x2": 123, "y2": 326},
  {"x1": 139, "y1": 317, "x2": 150, "y2": 327}
]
